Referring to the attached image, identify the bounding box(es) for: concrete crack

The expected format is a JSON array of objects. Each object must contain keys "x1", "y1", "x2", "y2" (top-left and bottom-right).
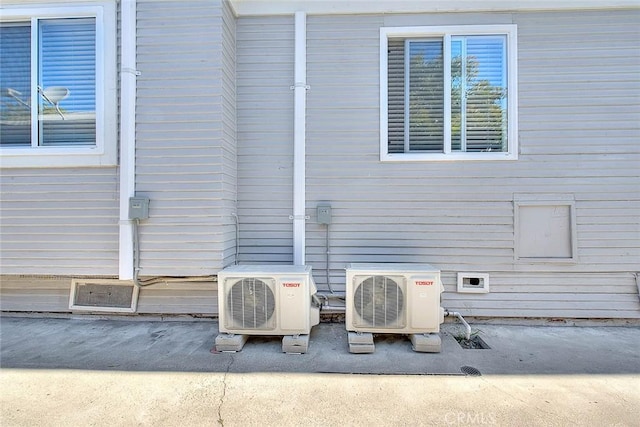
[{"x1": 217, "y1": 355, "x2": 234, "y2": 427}]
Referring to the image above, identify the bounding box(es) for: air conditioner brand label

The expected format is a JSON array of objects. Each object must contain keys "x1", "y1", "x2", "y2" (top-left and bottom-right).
[
  {"x1": 282, "y1": 282, "x2": 301, "y2": 288},
  {"x1": 415, "y1": 280, "x2": 434, "y2": 286}
]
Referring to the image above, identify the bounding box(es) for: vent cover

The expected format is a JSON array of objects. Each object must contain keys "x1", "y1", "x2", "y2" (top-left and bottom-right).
[
  {"x1": 226, "y1": 277, "x2": 276, "y2": 330},
  {"x1": 69, "y1": 279, "x2": 139, "y2": 312},
  {"x1": 457, "y1": 272, "x2": 490, "y2": 293},
  {"x1": 353, "y1": 275, "x2": 406, "y2": 329}
]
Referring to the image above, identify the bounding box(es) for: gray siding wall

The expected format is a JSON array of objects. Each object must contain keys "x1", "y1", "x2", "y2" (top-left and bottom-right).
[
  {"x1": 0, "y1": 1, "x2": 120, "y2": 311},
  {"x1": 1, "y1": 0, "x2": 238, "y2": 279},
  {"x1": 135, "y1": 0, "x2": 236, "y2": 275},
  {"x1": 221, "y1": 0, "x2": 238, "y2": 268},
  {"x1": 0, "y1": 0, "x2": 122, "y2": 276},
  {"x1": 0, "y1": 168, "x2": 119, "y2": 276},
  {"x1": 238, "y1": 10, "x2": 640, "y2": 318},
  {"x1": 1, "y1": 0, "x2": 234, "y2": 313},
  {"x1": 236, "y1": 16, "x2": 295, "y2": 264},
  {"x1": 2, "y1": 6, "x2": 638, "y2": 319}
]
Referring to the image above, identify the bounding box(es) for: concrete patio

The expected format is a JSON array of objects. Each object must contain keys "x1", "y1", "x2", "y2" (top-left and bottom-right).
[{"x1": 1, "y1": 315, "x2": 639, "y2": 426}]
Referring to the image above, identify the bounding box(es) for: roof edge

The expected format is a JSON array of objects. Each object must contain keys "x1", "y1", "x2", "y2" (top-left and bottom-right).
[{"x1": 229, "y1": 0, "x2": 640, "y2": 16}]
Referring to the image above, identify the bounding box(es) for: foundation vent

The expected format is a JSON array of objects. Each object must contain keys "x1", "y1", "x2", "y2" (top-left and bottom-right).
[{"x1": 69, "y1": 279, "x2": 139, "y2": 312}]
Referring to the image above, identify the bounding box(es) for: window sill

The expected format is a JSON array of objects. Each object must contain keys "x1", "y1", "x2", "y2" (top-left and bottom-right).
[
  {"x1": 0, "y1": 146, "x2": 117, "y2": 168},
  {"x1": 381, "y1": 151, "x2": 518, "y2": 162},
  {"x1": 515, "y1": 257, "x2": 579, "y2": 264}
]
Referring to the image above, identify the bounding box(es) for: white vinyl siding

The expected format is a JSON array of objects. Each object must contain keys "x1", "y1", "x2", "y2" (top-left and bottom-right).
[
  {"x1": 441, "y1": 271, "x2": 640, "y2": 319},
  {"x1": 300, "y1": 10, "x2": 639, "y2": 318},
  {"x1": 1, "y1": 0, "x2": 236, "y2": 315},
  {"x1": 0, "y1": 168, "x2": 119, "y2": 276},
  {"x1": 236, "y1": 16, "x2": 295, "y2": 264},
  {"x1": 135, "y1": 0, "x2": 237, "y2": 276},
  {"x1": 221, "y1": 0, "x2": 238, "y2": 268},
  {"x1": 1, "y1": 6, "x2": 638, "y2": 320},
  {"x1": 1, "y1": 1, "x2": 237, "y2": 282}
]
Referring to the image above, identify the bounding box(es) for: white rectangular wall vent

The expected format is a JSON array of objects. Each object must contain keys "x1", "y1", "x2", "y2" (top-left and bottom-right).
[
  {"x1": 69, "y1": 279, "x2": 139, "y2": 313},
  {"x1": 457, "y1": 273, "x2": 490, "y2": 294}
]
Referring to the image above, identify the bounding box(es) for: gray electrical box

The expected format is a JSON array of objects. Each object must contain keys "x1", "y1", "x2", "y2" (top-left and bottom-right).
[
  {"x1": 317, "y1": 204, "x2": 332, "y2": 225},
  {"x1": 129, "y1": 197, "x2": 150, "y2": 220}
]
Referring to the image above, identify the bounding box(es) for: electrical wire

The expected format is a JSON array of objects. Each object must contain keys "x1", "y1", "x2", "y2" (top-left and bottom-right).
[
  {"x1": 325, "y1": 223, "x2": 334, "y2": 293},
  {"x1": 132, "y1": 218, "x2": 143, "y2": 288},
  {"x1": 232, "y1": 212, "x2": 239, "y2": 265},
  {"x1": 131, "y1": 218, "x2": 214, "y2": 288}
]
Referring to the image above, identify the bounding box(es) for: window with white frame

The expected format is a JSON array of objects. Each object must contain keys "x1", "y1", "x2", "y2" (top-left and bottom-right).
[
  {"x1": 0, "y1": 3, "x2": 116, "y2": 167},
  {"x1": 380, "y1": 25, "x2": 518, "y2": 161}
]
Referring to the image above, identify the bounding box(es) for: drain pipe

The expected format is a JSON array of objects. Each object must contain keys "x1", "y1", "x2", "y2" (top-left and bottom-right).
[
  {"x1": 445, "y1": 309, "x2": 471, "y2": 341},
  {"x1": 118, "y1": 0, "x2": 138, "y2": 280},
  {"x1": 291, "y1": 11, "x2": 308, "y2": 266}
]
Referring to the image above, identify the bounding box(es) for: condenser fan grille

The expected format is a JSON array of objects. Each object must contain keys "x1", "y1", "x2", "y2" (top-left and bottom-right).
[
  {"x1": 353, "y1": 275, "x2": 406, "y2": 328},
  {"x1": 226, "y1": 277, "x2": 276, "y2": 330}
]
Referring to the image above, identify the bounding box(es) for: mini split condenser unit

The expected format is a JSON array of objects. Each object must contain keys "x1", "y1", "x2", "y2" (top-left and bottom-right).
[
  {"x1": 346, "y1": 263, "x2": 444, "y2": 353},
  {"x1": 215, "y1": 265, "x2": 320, "y2": 353}
]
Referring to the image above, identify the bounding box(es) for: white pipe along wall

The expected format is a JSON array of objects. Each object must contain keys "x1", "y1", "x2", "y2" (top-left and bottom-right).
[
  {"x1": 292, "y1": 11, "x2": 308, "y2": 266},
  {"x1": 120, "y1": 8, "x2": 309, "y2": 276},
  {"x1": 118, "y1": 0, "x2": 138, "y2": 280},
  {"x1": 120, "y1": 7, "x2": 307, "y2": 277}
]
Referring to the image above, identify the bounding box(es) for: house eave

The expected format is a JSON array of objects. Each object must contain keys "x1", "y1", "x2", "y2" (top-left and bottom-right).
[{"x1": 229, "y1": 0, "x2": 639, "y2": 16}]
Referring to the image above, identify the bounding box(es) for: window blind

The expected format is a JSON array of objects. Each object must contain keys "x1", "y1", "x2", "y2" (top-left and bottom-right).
[
  {"x1": 407, "y1": 39, "x2": 444, "y2": 152},
  {"x1": 452, "y1": 36, "x2": 507, "y2": 152},
  {"x1": 387, "y1": 39, "x2": 445, "y2": 153},
  {"x1": 0, "y1": 24, "x2": 31, "y2": 146},
  {"x1": 387, "y1": 39, "x2": 405, "y2": 154},
  {"x1": 39, "y1": 18, "x2": 96, "y2": 146}
]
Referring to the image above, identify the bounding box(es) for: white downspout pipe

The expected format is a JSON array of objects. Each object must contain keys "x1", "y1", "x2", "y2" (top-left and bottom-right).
[
  {"x1": 292, "y1": 11, "x2": 307, "y2": 266},
  {"x1": 118, "y1": 0, "x2": 138, "y2": 280}
]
